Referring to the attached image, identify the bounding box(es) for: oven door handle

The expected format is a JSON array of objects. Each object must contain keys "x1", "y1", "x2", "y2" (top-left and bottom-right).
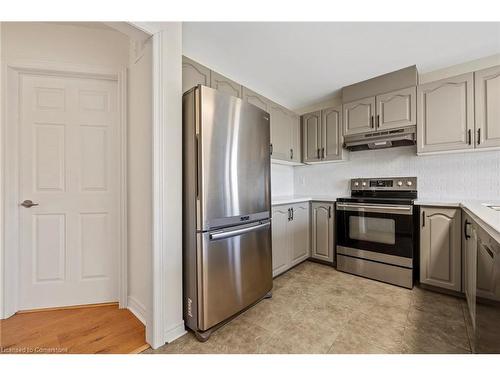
[{"x1": 336, "y1": 203, "x2": 413, "y2": 215}]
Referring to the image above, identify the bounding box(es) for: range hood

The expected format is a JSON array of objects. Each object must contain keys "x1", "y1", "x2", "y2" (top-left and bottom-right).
[{"x1": 343, "y1": 126, "x2": 416, "y2": 151}]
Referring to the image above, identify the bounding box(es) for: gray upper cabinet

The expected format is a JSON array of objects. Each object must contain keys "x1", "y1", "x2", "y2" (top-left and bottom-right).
[
  {"x1": 475, "y1": 65, "x2": 500, "y2": 149},
  {"x1": 269, "y1": 102, "x2": 292, "y2": 161},
  {"x1": 311, "y1": 202, "x2": 335, "y2": 263},
  {"x1": 302, "y1": 111, "x2": 322, "y2": 162},
  {"x1": 322, "y1": 105, "x2": 343, "y2": 161},
  {"x1": 182, "y1": 56, "x2": 211, "y2": 94},
  {"x1": 210, "y1": 71, "x2": 242, "y2": 98},
  {"x1": 242, "y1": 87, "x2": 270, "y2": 112},
  {"x1": 302, "y1": 106, "x2": 343, "y2": 163},
  {"x1": 420, "y1": 206, "x2": 462, "y2": 291},
  {"x1": 290, "y1": 112, "x2": 301, "y2": 163},
  {"x1": 343, "y1": 96, "x2": 376, "y2": 136},
  {"x1": 376, "y1": 86, "x2": 416, "y2": 130},
  {"x1": 417, "y1": 73, "x2": 475, "y2": 154}
]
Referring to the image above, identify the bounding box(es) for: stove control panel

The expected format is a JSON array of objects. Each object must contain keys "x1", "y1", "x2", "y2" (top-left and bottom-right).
[{"x1": 351, "y1": 177, "x2": 417, "y2": 191}]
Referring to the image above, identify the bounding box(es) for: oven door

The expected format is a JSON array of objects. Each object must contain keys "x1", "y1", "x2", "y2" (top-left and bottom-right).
[{"x1": 336, "y1": 202, "x2": 414, "y2": 259}]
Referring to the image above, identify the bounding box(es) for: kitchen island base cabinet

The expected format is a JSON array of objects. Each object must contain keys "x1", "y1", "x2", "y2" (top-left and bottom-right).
[
  {"x1": 271, "y1": 202, "x2": 310, "y2": 277},
  {"x1": 311, "y1": 202, "x2": 335, "y2": 263},
  {"x1": 420, "y1": 206, "x2": 462, "y2": 291}
]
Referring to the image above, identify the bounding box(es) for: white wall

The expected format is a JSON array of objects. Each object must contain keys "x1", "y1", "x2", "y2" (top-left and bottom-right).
[
  {"x1": 271, "y1": 164, "x2": 295, "y2": 197},
  {"x1": 127, "y1": 39, "x2": 153, "y2": 326},
  {"x1": 1, "y1": 22, "x2": 129, "y2": 69},
  {"x1": 294, "y1": 147, "x2": 500, "y2": 201}
]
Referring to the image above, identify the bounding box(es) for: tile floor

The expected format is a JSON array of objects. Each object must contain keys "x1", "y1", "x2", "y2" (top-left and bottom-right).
[{"x1": 145, "y1": 261, "x2": 472, "y2": 354}]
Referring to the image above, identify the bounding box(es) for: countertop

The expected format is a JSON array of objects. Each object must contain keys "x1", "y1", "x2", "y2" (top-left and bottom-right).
[
  {"x1": 272, "y1": 195, "x2": 337, "y2": 206},
  {"x1": 416, "y1": 199, "x2": 500, "y2": 243}
]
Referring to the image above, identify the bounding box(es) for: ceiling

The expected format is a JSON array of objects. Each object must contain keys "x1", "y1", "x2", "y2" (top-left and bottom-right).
[{"x1": 182, "y1": 22, "x2": 500, "y2": 110}]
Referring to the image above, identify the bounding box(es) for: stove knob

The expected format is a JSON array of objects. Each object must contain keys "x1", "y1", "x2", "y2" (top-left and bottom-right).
[
  {"x1": 406, "y1": 181, "x2": 413, "y2": 187},
  {"x1": 361, "y1": 181, "x2": 367, "y2": 187},
  {"x1": 397, "y1": 181, "x2": 403, "y2": 187},
  {"x1": 354, "y1": 182, "x2": 359, "y2": 187}
]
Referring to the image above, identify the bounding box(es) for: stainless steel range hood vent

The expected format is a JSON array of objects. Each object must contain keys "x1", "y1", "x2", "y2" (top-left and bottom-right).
[{"x1": 343, "y1": 126, "x2": 416, "y2": 151}]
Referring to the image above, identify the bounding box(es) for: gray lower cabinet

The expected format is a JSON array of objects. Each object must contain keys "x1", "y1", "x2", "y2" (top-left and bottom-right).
[
  {"x1": 271, "y1": 205, "x2": 290, "y2": 277},
  {"x1": 475, "y1": 65, "x2": 500, "y2": 149},
  {"x1": 417, "y1": 73, "x2": 475, "y2": 154},
  {"x1": 463, "y1": 213, "x2": 477, "y2": 325},
  {"x1": 420, "y1": 206, "x2": 462, "y2": 291},
  {"x1": 302, "y1": 106, "x2": 344, "y2": 163},
  {"x1": 271, "y1": 202, "x2": 310, "y2": 277},
  {"x1": 182, "y1": 56, "x2": 211, "y2": 93},
  {"x1": 310, "y1": 202, "x2": 335, "y2": 262}
]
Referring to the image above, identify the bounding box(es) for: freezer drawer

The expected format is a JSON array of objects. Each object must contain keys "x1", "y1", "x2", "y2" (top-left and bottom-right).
[{"x1": 198, "y1": 220, "x2": 272, "y2": 331}]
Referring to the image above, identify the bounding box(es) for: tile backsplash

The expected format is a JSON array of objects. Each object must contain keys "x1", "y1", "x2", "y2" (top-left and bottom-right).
[
  {"x1": 292, "y1": 146, "x2": 500, "y2": 201},
  {"x1": 271, "y1": 164, "x2": 294, "y2": 197}
]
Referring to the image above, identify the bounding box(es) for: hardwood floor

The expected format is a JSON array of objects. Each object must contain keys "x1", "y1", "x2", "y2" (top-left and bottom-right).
[{"x1": 0, "y1": 303, "x2": 148, "y2": 354}]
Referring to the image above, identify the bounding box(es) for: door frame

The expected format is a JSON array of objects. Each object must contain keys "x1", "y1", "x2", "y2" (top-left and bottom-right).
[{"x1": 1, "y1": 60, "x2": 128, "y2": 317}]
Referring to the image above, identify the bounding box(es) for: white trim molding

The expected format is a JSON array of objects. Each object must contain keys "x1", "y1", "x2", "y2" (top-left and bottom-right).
[
  {"x1": 127, "y1": 296, "x2": 147, "y2": 326},
  {"x1": 1, "y1": 61, "x2": 128, "y2": 318},
  {"x1": 147, "y1": 23, "x2": 186, "y2": 349}
]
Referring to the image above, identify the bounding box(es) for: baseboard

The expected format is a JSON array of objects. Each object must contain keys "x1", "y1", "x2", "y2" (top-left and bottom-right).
[
  {"x1": 127, "y1": 296, "x2": 147, "y2": 326},
  {"x1": 164, "y1": 321, "x2": 186, "y2": 344}
]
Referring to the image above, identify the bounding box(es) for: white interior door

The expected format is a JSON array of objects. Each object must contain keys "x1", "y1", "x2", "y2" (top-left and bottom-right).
[{"x1": 19, "y1": 73, "x2": 120, "y2": 310}]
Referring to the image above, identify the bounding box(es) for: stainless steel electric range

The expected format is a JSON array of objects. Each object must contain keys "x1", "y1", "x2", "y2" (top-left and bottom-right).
[{"x1": 336, "y1": 177, "x2": 418, "y2": 289}]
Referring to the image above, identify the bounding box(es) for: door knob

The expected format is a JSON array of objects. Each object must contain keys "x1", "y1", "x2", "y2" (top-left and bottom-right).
[{"x1": 20, "y1": 200, "x2": 39, "y2": 208}]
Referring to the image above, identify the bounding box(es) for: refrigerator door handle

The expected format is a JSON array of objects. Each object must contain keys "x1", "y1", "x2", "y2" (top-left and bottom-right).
[{"x1": 209, "y1": 221, "x2": 270, "y2": 241}]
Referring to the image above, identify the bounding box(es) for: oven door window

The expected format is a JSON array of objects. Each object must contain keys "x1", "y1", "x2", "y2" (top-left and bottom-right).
[
  {"x1": 349, "y1": 216, "x2": 395, "y2": 245},
  {"x1": 337, "y1": 210, "x2": 413, "y2": 258}
]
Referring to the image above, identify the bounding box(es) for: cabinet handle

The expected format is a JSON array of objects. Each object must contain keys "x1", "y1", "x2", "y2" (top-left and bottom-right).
[
  {"x1": 290, "y1": 148, "x2": 293, "y2": 160},
  {"x1": 477, "y1": 128, "x2": 481, "y2": 145},
  {"x1": 328, "y1": 206, "x2": 332, "y2": 218},
  {"x1": 468, "y1": 129, "x2": 472, "y2": 145},
  {"x1": 370, "y1": 116, "x2": 374, "y2": 128},
  {"x1": 287, "y1": 208, "x2": 291, "y2": 221},
  {"x1": 291, "y1": 207, "x2": 294, "y2": 221},
  {"x1": 317, "y1": 148, "x2": 320, "y2": 159},
  {"x1": 270, "y1": 143, "x2": 273, "y2": 155},
  {"x1": 322, "y1": 147, "x2": 325, "y2": 159},
  {"x1": 464, "y1": 220, "x2": 471, "y2": 240},
  {"x1": 484, "y1": 245, "x2": 494, "y2": 259},
  {"x1": 376, "y1": 115, "x2": 380, "y2": 128},
  {"x1": 422, "y1": 211, "x2": 425, "y2": 228}
]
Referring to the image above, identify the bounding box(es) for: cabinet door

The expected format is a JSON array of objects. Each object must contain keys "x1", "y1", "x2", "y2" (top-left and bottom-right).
[
  {"x1": 464, "y1": 218, "x2": 477, "y2": 325},
  {"x1": 242, "y1": 87, "x2": 270, "y2": 112},
  {"x1": 271, "y1": 206, "x2": 290, "y2": 277},
  {"x1": 476, "y1": 235, "x2": 498, "y2": 300},
  {"x1": 475, "y1": 65, "x2": 500, "y2": 149},
  {"x1": 376, "y1": 87, "x2": 416, "y2": 130},
  {"x1": 182, "y1": 56, "x2": 210, "y2": 93},
  {"x1": 322, "y1": 105, "x2": 343, "y2": 161},
  {"x1": 210, "y1": 71, "x2": 242, "y2": 98},
  {"x1": 343, "y1": 96, "x2": 376, "y2": 136},
  {"x1": 311, "y1": 202, "x2": 334, "y2": 262},
  {"x1": 302, "y1": 111, "x2": 321, "y2": 162},
  {"x1": 269, "y1": 103, "x2": 291, "y2": 161},
  {"x1": 420, "y1": 207, "x2": 462, "y2": 291},
  {"x1": 290, "y1": 112, "x2": 301, "y2": 163},
  {"x1": 417, "y1": 73, "x2": 474, "y2": 154},
  {"x1": 290, "y1": 203, "x2": 310, "y2": 266}
]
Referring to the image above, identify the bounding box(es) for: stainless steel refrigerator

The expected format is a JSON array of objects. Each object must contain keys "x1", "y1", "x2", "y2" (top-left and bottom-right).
[{"x1": 182, "y1": 85, "x2": 272, "y2": 341}]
